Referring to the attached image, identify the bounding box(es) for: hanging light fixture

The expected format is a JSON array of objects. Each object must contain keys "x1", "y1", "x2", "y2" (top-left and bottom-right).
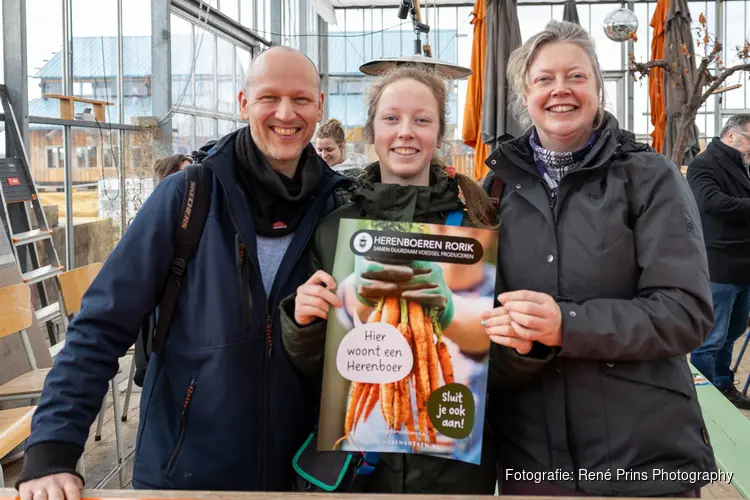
[{"x1": 603, "y1": 5, "x2": 639, "y2": 42}]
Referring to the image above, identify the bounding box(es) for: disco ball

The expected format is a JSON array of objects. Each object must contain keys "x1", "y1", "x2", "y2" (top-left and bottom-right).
[{"x1": 603, "y1": 7, "x2": 638, "y2": 42}]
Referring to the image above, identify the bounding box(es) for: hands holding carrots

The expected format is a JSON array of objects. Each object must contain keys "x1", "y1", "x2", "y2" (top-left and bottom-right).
[{"x1": 481, "y1": 290, "x2": 563, "y2": 354}]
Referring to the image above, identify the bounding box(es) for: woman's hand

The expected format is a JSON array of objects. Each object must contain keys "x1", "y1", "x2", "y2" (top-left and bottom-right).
[
  {"x1": 498, "y1": 290, "x2": 563, "y2": 347},
  {"x1": 294, "y1": 271, "x2": 342, "y2": 326},
  {"x1": 481, "y1": 306, "x2": 533, "y2": 354}
]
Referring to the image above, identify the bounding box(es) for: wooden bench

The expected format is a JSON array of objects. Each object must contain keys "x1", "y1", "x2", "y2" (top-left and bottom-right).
[
  {"x1": 691, "y1": 363, "x2": 750, "y2": 498},
  {"x1": 43, "y1": 94, "x2": 114, "y2": 122}
]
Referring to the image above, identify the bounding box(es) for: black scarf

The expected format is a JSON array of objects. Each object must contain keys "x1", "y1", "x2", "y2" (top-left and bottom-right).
[{"x1": 233, "y1": 126, "x2": 323, "y2": 236}]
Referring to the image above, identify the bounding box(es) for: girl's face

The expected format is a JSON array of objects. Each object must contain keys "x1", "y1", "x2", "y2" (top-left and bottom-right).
[
  {"x1": 373, "y1": 78, "x2": 441, "y2": 186},
  {"x1": 315, "y1": 137, "x2": 344, "y2": 166}
]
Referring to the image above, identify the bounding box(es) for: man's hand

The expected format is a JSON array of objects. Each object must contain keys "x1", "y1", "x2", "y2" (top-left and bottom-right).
[
  {"x1": 497, "y1": 290, "x2": 563, "y2": 347},
  {"x1": 18, "y1": 473, "x2": 83, "y2": 500},
  {"x1": 294, "y1": 271, "x2": 342, "y2": 326},
  {"x1": 354, "y1": 256, "x2": 454, "y2": 328}
]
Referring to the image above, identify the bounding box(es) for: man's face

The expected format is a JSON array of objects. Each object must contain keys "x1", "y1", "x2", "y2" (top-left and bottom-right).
[
  {"x1": 729, "y1": 126, "x2": 750, "y2": 165},
  {"x1": 238, "y1": 51, "x2": 323, "y2": 174}
]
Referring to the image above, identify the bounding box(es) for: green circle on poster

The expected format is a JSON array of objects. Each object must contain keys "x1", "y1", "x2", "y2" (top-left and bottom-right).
[{"x1": 427, "y1": 383, "x2": 474, "y2": 439}]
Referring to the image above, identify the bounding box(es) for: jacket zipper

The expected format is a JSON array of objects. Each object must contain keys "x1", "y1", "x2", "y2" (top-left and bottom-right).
[
  {"x1": 236, "y1": 236, "x2": 252, "y2": 330},
  {"x1": 225, "y1": 180, "x2": 344, "y2": 490},
  {"x1": 167, "y1": 377, "x2": 197, "y2": 476}
]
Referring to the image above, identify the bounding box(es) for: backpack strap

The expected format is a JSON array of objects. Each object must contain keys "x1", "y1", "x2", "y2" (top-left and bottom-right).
[
  {"x1": 446, "y1": 210, "x2": 464, "y2": 227},
  {"x1": 152, "y1": 164, "x2": 212, "y2": 355}
]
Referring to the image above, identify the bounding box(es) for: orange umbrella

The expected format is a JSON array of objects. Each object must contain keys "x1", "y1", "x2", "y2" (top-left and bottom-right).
[
  {"x1": 461, "y1": 0, "x2": 491, "y2": 181},
  {"x1": 649, "y1": 0, "x2": 669, "y2": 153}
]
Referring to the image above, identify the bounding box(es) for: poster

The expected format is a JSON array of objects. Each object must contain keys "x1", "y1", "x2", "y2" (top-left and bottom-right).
[{"x1": 317, "y1": 218, "x2": 498, "y2": 465}]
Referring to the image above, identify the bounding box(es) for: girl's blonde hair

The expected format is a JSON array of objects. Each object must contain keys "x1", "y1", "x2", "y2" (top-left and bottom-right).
[{"x1": 364, "y1": 65, "x2": 496, "y2": 228}]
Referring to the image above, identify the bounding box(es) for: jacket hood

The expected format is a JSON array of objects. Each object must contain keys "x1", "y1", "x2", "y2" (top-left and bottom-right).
[
  {"x1": 487, "y1": 111, "x2": 651, "y2": 179},
  {"x1": 351, "y1": 162, "x2": 464, "y2": 221}
]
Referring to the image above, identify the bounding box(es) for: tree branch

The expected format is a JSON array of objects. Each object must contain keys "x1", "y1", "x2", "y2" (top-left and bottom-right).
[{"x1": 701, "y1": 62, "x2": 750, "y2": 102}]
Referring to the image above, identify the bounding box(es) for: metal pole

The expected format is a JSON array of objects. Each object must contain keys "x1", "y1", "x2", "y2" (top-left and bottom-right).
[
  {"x1": 62, "y1": 0, "x2": 75, "y2": 271},
  {"x1": 117, "y1": 0, "x2": 127, "y2": 235}
]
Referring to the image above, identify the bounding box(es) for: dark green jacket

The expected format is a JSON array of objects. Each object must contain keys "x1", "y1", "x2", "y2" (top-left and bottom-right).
[{"x1": 280, "y1": 164, "x2": 551, "y2": 494}]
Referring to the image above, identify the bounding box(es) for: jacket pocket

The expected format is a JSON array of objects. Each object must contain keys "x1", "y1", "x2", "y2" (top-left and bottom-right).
[
  {"x1": 166, "y1": 377, "x2": 197, "y2": 476},
  {"x1": 236, "y1": 235, "x2": 252, "y2": 330},
  {"x1": 600, "y1": 357, "x2": 692, "y2": 399}
]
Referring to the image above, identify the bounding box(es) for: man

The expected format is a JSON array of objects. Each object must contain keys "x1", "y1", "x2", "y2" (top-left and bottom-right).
[
  {"x1": 687, "y1": 114, "x2": 750, "y2": 410},
  {"x1": 16, "y1": 46, "x2": 350, "y2": 499}
]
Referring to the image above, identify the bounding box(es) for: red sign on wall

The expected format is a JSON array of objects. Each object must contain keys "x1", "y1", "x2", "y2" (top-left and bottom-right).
[{"x1": 7, "y1": 177, "x2": 20, "y2": 186}]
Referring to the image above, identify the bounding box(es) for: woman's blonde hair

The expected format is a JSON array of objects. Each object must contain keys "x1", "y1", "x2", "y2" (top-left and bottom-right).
[
  {"x1": 506, "y1": 20, "x2": 606, "y2": 129},
  {"x1": 363, "y1": 65, "x2": 496, "y2": 228},
  {"x1": 316, "y1": 118, "x2": 346, "y2": 150}
]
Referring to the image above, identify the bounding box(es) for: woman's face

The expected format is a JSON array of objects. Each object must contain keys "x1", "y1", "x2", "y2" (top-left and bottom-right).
[
  {"x1": 315, "y1": 137, "x2": 344, "y2": 166},
  {"x1": 373, "y1": 78, "x2": 441, "y2": 186},
  {"x1": 524, "y1": 41, "x2": 600, "y2": 152}
]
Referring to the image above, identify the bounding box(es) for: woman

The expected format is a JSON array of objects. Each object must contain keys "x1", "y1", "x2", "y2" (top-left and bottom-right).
[
  {"x1": 315, "y1": 118, "x2": 346, "y2": 167},
  {"x1": 280, "y1": 66, "x2": 503, "y2": 494},
  {"x1": 481, "y1": 20, "x2": 717, "y2": 497},
  {"x1": 153, "y1": 153, "x2": 191, "y2": 181}
]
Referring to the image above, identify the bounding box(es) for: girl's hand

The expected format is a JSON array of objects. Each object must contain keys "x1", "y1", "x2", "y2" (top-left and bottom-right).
[
  {"x1": 497, "y1": 290, "x2": 563, "y2": 347},
  {"x1": 481, "y1": 306, "x2": 533, "y2": 355},
  {"x1": 294, "y1": 271, "x2": 342, "y2": 326}
]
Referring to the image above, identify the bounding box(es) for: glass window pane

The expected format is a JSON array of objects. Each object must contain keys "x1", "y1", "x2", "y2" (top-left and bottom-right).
[
  {"x1": 171, "y1": 15, "x2": 194, "y2": 106},
  {"x1": 346, "y1": 9, "x2": 365, "y2": 74},
  {"x1": 195, "y1": 28, "x2": 217, "y2": 110},
  {"x1": 218, "y1": 119, "x2": 234, "y2": 136},
  {"x1": 456, "y1": 7, "x2": 473, "y2": 68},
  {"x1": 173, "y1": 113, "x2": 195, "y2": 154},
  {"x1": 27, "y1": 0, "x2": 64, "y2": 118},
  {"x1": 236, "y1": 47, "x2": 251, "y2": 104},
  {"x1": 124, "y1": 129, "x2": 156, "y2": 230},
  {"x1": 724, "y1": 0, "x2": 746, "y2": 109},
  {"x1": 590, "y1": 4, "x2": 622, "y2": 71},
  {"x1": 240, "y1": 0, "x2": 254, "y2": 29},
  {"x1": 0, "y1": 6, "x2": 4, "y2": 83},
  {"x1": 71, "y1": 0, "x2": 119, "y2": 123},
  {"x1": 123, "y1": 0, "x2": 152, "y2": 118},
  {"x1": 218, "y1": 37, "x2": 235, "y2": 113},
  {"x1": 222, "y1": 0, "x2": 239, "y2": 21},
  {"x1": 196, "y1": 117, "x2": 217, "y2": 148},
  {"x1": 519, "y1": 6, "x2": 553, "y2": 43}
]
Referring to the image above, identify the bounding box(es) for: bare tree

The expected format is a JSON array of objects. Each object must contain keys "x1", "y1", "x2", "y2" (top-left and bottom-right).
[{"x1": 629, "y1": 13, "x2": 750, "y2": 165}]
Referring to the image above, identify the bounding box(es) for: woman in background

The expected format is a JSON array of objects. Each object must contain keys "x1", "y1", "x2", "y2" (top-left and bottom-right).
[
  {"x1": 154, "y1": 153, "x2": 191, "y2": 181},
  {"x1": 315, "y1": 118, "x2": 346, "y2": 167}
]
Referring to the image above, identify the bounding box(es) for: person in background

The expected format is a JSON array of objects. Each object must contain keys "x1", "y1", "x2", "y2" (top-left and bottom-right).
[
  {"x1": 315, "y1": 118, "x2": 346, "y2": 167},
  {"x1": 153, "y1": 153, "x2": 192, "y2": 181},
  {"x1": 687, "y1": 114, "x2": 750, "y2": 410},
  {"x1": 481, "y1": 20, "x2": 716, "y2": 497},
  {"x1": 15, "y1": 46, "x2": 349, "y2": 500}
]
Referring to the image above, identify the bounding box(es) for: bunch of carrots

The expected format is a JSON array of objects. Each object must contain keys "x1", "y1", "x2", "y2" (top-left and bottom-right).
[{"x1": 338, "y1": 296, "x2": 454, "y2": 451}]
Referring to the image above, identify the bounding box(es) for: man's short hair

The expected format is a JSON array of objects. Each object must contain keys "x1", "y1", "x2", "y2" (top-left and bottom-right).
[{"x1": 720, "y1": 114, "x2": 750, "y2": 139}]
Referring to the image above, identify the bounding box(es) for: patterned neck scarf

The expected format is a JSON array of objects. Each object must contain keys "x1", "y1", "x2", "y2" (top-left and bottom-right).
[{"x1": 529, "y1": 128, "x2": 598, "y2": 201}]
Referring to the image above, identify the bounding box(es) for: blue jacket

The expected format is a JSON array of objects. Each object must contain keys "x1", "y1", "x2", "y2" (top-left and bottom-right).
[{"x1": 25, "y1": 130, "x2": 349, "y2": 491}]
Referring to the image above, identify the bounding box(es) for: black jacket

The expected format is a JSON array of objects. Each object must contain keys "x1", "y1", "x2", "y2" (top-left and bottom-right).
[
  {"x1": 686, "y1": 137, "x2": 750, "y2": 284},
  {"x1": 21, "y1": 130, "x2": 349, "y2": 491},
  {"x1": 485, "y1": 113, "x2": 717, "y2": 496}
]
